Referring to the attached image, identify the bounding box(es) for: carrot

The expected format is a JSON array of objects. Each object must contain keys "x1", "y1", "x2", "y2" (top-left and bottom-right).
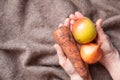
[{"x1": 53, "y1": 26, "x2": 91, "y2": 80}]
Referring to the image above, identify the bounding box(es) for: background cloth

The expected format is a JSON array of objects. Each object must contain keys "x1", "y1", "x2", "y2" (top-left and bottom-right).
[{"x1": 0, "y1": 0, "x2": 120, "y2": 80}]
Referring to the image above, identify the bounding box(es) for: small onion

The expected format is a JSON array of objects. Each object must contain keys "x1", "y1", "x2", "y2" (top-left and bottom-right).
[{"x1": 80, "y1": 43, "x2": 102, "y2": 64}]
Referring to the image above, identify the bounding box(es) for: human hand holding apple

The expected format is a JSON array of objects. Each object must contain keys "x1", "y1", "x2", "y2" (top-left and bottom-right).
[{"x1": 54, "y1": 11, "x2": 120, "y2": 80}]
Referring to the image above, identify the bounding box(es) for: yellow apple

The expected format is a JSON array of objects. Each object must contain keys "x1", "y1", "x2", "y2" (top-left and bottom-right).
[{"x1": 72, "y1": 17, "x2": 97, "y2": 44}]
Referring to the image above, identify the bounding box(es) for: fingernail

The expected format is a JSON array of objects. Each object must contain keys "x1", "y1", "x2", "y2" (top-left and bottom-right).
[
  {"x1": 54, "y1": 44, "x2": 59, "y2": 48},
  {"x1": 70, "y1": 20, "x2": 75, "y2": 24},
  {"x1": 75, "y1": 11, "x2": 81, "y2": 15},
  {"x1": 75, "y1": 11, "x2": 84, "y2": 17},
  {"x1": 65, "y1": 18, "x2": 69, "y2": 22},
  {"x1": 58, "y1": 24, "x2": 63, "y2": 28},
  {"x1": 54, "y1": 44, "x2": 57, "y2": 48},
  {"x1": 75, "y1": 11, "x2": 80, "y2": 14},
  {"x1": 64, "y1": 18, "x2": 70, "y2": 26},
  {"x1": 69, "y1": 14, "x2": 74, "y2": 18}
]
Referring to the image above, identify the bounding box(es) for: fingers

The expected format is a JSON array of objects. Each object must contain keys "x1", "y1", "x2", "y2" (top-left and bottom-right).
[
  {"x1": 75, "y1": 11, "x2": 84, "y2": 19},
  {"x1": 69, "y1": 11, "x2": 84, "y2": 20},
  {"x1": 70, "y1": 20, "x2": 75, "y2": 25},
  {"x1": 58, "y1": 24, "x2": 63, "y2": 28},
  {"x1": 59, "y1": 18, "x2": 70, "y2": 28},
  {"x1": 69, "y1": 14, "x2": 76, "y2": 29},
  {"x1": 64, "y1": 59, "x2": 83, "y2": 80},
  {"x1": 96, "y1": 19, "x2": 103, "y2": 40},
  {"x1": 54, "y1": 44, "x2": 77, "y2": 75},
  {"x1": 54, "y1": 44, "x2": 67, "y2": 66},
  {"x1": 69, "y1": 11, "x2": 84, "y2": 30},
  {"x1": 64, "y1": 18, "x2": 70, "y2": 27},
  {"x1": 96, "y1": 19, "x2": 108, "y2": 42},
  {"x1": 96, "y1": 19, "x2": 111, "y2": 51},
  {"x1": 69, "y1": 14, "x2": 77, "y2": 20},
  {"x1": 96, "y1": 19, "x2": 103, "y2": 33},
  {"x1": 63, "y1": 59, "x2": 76, "y2": 75},
  {"x1": 61, "y1": 11, "x2": 84, "y2": 30}
]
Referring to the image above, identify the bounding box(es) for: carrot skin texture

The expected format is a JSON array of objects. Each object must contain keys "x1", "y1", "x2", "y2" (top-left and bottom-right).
[{"x1": 53, "y1": 26, "x2": 90, "y2": 80}]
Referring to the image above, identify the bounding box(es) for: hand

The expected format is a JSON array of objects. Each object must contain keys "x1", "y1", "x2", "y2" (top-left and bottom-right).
[
  {"x1": 54, "y1": 44, "x2": 83, "y2": 80},
  {"x1": 54, "y1": 11, "x2": 120, "y2": 80},
  {"x1": 54, "y1": 12, "x2": 91, "y2": 80},
  {"x1": 95, "y1": 14, "x2": 120, "y2": 80}
]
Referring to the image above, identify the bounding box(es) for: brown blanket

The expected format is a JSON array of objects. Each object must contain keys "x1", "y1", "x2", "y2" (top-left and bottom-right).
[{"x1": 0, "y1": 0, "x2": 120, "y2": 80}]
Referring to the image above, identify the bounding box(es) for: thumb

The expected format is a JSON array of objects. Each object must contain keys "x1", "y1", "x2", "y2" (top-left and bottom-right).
[
  {"x1": 54, "y1": 44, "x2": 67, "y2": 64},
  {"x1": 96, "y1": 19, "x2": 108, "y2": 43},
  {"x1": 96, "y1": 19, "x2": 104, "y2": 38}
]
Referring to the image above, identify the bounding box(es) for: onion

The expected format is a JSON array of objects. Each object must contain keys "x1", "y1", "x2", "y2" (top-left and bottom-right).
[{"x1": 80, "y1": 43, "x2": 102, "y2": 64}]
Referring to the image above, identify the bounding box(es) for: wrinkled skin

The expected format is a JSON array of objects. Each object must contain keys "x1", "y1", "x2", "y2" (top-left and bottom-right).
[{"x1": 54, "y1": 11, "x2": 120, "y2": 80}]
